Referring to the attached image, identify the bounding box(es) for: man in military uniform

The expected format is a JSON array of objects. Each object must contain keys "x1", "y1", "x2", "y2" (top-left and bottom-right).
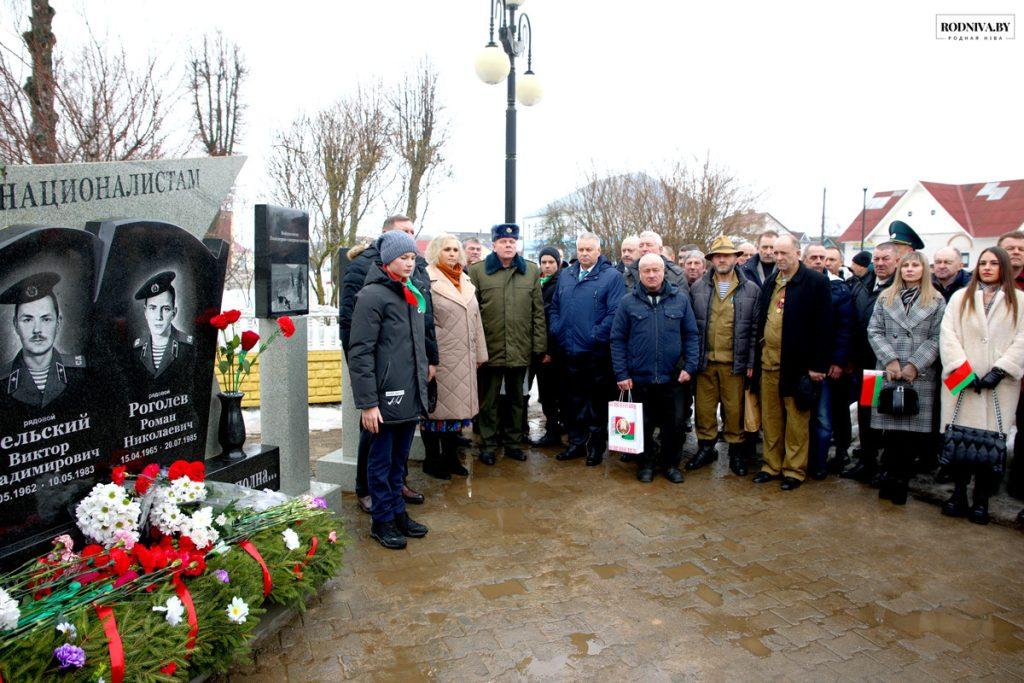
[
  {"x1": 888, "y1": 220, "x2": 924, "y2": 257},
  {"x1": 0, "y1": 272, "x2": 86, "y2": 409},
  {"x1": 133, "y1": 271, "x2": 194, "y2": 380}
]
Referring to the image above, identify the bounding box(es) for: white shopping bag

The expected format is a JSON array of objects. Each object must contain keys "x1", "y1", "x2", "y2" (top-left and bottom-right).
[{"x1": 608, "y1": 391, "x2": 644, "y2": 454}]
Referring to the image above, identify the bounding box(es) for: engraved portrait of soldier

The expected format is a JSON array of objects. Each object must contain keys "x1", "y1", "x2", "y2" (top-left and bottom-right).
[
  {"x1": 132, "y1": 270, "x2": 194, "y2": 380},
  {"x1": 0, "y1": 272, "x2": 86, "y2": 409}
]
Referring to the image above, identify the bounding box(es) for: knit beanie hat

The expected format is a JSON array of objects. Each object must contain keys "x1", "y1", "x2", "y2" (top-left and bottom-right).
[
  {"x1": 852, "y1": 250, "x2": 872, "y2": 268},
  {"x1": 538, "y1": 246, "x2": 561, "y2": 263},
  {"x1": 379, "y1": 230, "x2": 418, "y2": 266}
]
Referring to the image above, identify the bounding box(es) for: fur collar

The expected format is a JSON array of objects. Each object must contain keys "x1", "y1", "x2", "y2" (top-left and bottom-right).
[{"x1": 484, "y1": 251, "x2": 527, "y2": 275}]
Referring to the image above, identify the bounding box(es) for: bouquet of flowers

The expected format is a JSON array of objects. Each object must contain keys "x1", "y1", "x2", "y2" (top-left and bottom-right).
[{"x1": 211, "y1": 310, "x2": 296, "y2": 394}]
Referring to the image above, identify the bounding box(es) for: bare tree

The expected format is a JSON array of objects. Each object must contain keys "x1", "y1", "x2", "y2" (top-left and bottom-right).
[
  {"x1": 389, "y1": 59, "x2": 449, "y2": 223},
  {"x1": 224, "y1": 241, "x2": 255, "y2": 307},
  {"x1": 188, "y1": 32, "x2": 245, "y2": 156},
  {"x1": 0, "y1": 7, "x2": 175, "y2": 164},
  {"x1": 344, "y1": 84, "x2": 391, "y2": 245}
]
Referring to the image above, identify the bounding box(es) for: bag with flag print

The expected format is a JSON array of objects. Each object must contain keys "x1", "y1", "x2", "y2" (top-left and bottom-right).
[
  {"x1": 939, "y1": 362, "x2": 1008, "y2": 474},
  {"x1": 608, "y1": 391, "x2": 644, "y2": 455}
]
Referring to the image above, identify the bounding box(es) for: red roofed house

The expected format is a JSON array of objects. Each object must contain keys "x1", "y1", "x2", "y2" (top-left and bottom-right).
[{"x1": 838, "y1": 180, "x2": 1024, "y2": 266}]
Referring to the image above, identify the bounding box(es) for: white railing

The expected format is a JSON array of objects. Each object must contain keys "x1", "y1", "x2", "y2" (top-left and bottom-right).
[{"x1": 235, "y1": 309, "x2": 341, "y2": 351}]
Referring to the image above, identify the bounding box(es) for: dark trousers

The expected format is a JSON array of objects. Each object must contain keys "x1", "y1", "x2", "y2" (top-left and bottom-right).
[
  {"x1": 880, "y1": 430, "x2": 926, "y2": 483},
  {"x1": 367, "y1": 422, "x2": 416, "y2": 523},
  {"x1": 535, "y1": 356, "x2": 565, "y2": 431},
  {"x1": 564, "y1": 350, "x2": 613, "y2": 449},
  {"x1": 1008, "y1": 388, "x2": 1024, "y2": 499},
  {"x1": 479, "y1": 365, "x2": 528, "y2": 448},
  {"x1": 355, "y1": 426, "x2": 371, "y2": 497},
  {"x1": 635, "y1": 382, "x2": 685, "y2": 469},
  {"x1": 829, "y1": 375, "x2": 853, "y2": 452}
]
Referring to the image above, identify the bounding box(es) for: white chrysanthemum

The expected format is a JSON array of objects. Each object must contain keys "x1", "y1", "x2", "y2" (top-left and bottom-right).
[
  {"x1": 281, "y1": 528, "x2": 300, "y2": 551},
  {"x1": 152, "y1": 595, "x2": 185, "y2": 627},
  {"x1": 214, "y1": 513, "x2": 228, "y2": 527},
  {"x1": 168, "y1": 478, "x2": 207, "y2": 505},
  {"x1": 226, "y1": 596, "x2": 249, "y2": 624},
  {"x1": 56, "y1": 621, "x2": 77, "y2": 638},
  {"x1": 75, "y1": 482, "x2": 141, "y2": 547},
  {"x1": 0, "y1": 588, "x2": 20, "y2": 631}
]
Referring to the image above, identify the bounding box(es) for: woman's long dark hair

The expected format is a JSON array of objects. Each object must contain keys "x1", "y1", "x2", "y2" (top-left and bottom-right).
[{"x1": 960, "y1": 246, "x2": 1019, "y2": 324}]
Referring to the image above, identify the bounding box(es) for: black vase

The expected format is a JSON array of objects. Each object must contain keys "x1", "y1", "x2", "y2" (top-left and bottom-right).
[{"x1": 217, "y1": 392, "x2": 246, "y2": 457}]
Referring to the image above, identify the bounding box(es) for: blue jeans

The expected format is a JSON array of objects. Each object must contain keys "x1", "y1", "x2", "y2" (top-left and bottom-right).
[
  {"x1": 367, "y1": 421, "x2": 416, "y2": 523},
  {"x1": 810, "y1": 379, "x2": 833, "y2": 473}
]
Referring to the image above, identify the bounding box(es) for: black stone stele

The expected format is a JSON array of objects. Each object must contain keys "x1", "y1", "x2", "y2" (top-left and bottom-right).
[
  {"x1": 0, "y1": 225, "x2": 104, "y2": 565},
  {"x1": 206, "y1": 444, "x2": 281, "y2": 491},
  {"x1": 254, "y1": 204, "x2": 309, "y2": 319},
  {"x1": 85, "y1": 219, "x2": 228, "y2": 470}
]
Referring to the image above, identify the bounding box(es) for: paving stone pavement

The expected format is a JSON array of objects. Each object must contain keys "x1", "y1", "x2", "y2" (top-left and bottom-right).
[{"x1": 227, "y1": 437, "x2": 1024, "y2": 682}]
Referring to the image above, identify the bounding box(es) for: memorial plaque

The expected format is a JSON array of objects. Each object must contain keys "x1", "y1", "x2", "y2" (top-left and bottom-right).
[
  {"x1": 0, "y1": 225, "x2": 105, "y2": 557},
  {"x1": 206, "y1": 444, "x2": 281, "y2": 491},
  {"x1": 254, "y1": 204, "x2": 309, "y2": 318},
  {"x1": 86, "y1": 219, "x2": 228, "y2": 469}
]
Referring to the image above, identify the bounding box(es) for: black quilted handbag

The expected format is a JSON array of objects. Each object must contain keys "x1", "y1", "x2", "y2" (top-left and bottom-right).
[
  {"x1": 877, "y1": 380, "x2": 920, "y2": 416},
  {"x1": 939, "y1": 390, "x2": 1008, "y2": 475}
]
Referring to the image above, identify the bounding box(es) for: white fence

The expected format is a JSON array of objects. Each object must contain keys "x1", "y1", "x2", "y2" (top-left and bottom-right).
[{"x1": 235, "y1": 309, "x2": 341, "y2": 351}]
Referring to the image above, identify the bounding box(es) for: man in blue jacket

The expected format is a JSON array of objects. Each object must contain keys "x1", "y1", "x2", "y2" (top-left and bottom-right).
[
  {"x1": 803, "y1": 244, "x2": 853, "y2": 479},
  {"x1": 549, "y1": 232, "x2": 626, "y2": 466},
  {"x1": 611, "y1": 253, "x2": 700, "y2": 483}
]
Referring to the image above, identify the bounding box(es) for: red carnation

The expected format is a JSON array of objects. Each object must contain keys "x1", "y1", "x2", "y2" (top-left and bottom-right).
[
  {"x1": 277, "y1": 315, "x2": 296, "y2": 338},
  {"x1": 223, "y1": 309, "x2": 242, "y2": 324},
  {"x1": 110, "y1": 547, "x2": 132, "y2": 576},
  {"x1": 161, "y1": 663, "x2": 177, "y2": 676},
  {"x1": 135, "y1": 463, "x2": 160, "y2": 495},
  {"x1": 241, "y1": 329, "x2": 260, "y2": 351},
  {"x1": 210, "y1": 313, "x2": 229, "y2": 330},
  {"x1": 111, "y1": 465, "x2": 127, "y2": 485},
  {"x1": 168, "y1": 460, "x2": 189, "y2": 481},
  {"x1": 186, "y1": 460, "x2": 205, "y2": 482}
]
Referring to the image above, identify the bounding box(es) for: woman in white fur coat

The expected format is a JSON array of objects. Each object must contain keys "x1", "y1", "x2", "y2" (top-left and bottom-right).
[{"x1": 939, "y1": 246, "x2": 1024, "y2": 524}]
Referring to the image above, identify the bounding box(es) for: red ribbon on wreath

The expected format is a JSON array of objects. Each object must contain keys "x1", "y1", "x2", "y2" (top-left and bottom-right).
[
  {"x1": 293, "y1": 535, "x2": 319, "y2": 580},
  {"x1": 95, "y1": 604, "x2": 125, "y2": 683},
  {"x1": 173, "y1": 574, "x2": 199, "y2": 653},
  {"x1": 240, "y1": 540, "x2": 273, "y2": 597}
]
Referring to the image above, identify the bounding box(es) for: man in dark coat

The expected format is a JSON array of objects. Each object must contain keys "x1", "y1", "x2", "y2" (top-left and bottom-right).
[
  {"x1": 623, "y1": 231, "x2": 689, "y2": 293},
  {"x1": 741, "y1": 230, "x2": 778, "y2": 288},
  {"x1": 803, "y1": 244, "x2": 854, "y2": 479},
  {"x1": 549, "y1": 233, "x2": 626, "y2": 466},
  {"x1": 687, "y1": 236, "x2": 761, "y2": 476},
  {"x1": 842, "y1": 242, "x2": 898, "y2": 483},
  {"x1": 339, "y1": 215, "x2": 438, "y2": 512},
  {"x1": 611, "y1": 254, "x2": 699, "y2": 483},
  {"x1": 932, "y1": 246, "x2": 970, "y2": 302},
  {"x1": 615, "y1": 235, "x2": 640, "y2": 273},
  {"x1": 751, "y1": 235, "x2": 832, "y2": 490}
]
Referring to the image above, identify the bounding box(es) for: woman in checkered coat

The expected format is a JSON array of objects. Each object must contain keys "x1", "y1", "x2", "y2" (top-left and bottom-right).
[{"x1": 867, "y1": 252, "x2": 946, "y2": 505}]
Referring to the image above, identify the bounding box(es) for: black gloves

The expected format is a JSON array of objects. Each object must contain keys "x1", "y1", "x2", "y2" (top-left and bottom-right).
[{"x1": 974, "y1": 367, "x2": 1008, "y2": 392}]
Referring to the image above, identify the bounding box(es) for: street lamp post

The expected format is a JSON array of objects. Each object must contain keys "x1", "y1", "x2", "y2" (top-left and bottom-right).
[
  {"x1": 860, "y1": 187, "x2": 867, "y2": 250},
  {"x1": 475, "y1": 0, "x2": 542, "y2": 225}
]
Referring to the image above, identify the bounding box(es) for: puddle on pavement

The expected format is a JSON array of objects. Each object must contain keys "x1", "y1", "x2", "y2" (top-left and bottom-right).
[
  {"x1": 426, "y1": 612, "x2": 447, "y2": 624},
  {"x1": 696, "y1": 583, "x2": 724, "y2": 606},
  {"x1": 735, "y1": 562, "x2": 774, "y2": 580},
  {"x1": 737, "y1": 636, "x2": 771, "y2": 657},
  {"x1": 661, "y1": 562, "x2": 707, "y2": 581},
  {"x1": 854, "y1": 605, "x2": 1024, "y2": 651},
  {"x1": 569, "y1": 632, "x2": 605, "y2": 657},
  {"x1": 517, "y1": 654, "x2": 572, "y2": 677},
  {"x1": 460, "y1": 505, "x2": 531, "y2": 533},
  {"x1": 476, "y1": 579, "x2": 528, "y2": 599},
  {"x1": 591, "y1": 563, "x2": 626, "y2": 579}
]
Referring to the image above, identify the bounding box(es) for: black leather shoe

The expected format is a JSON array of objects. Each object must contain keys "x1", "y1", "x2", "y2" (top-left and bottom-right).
[
  {"x1": 941, "y1": 493, "x2": 969, "y2": 518},
  {"x1": 533, "y1": 431, "x2": 563, "y2": 448},
  {"x1": 394, "y1": 512, "x2": 429, "y2": 538},
  {"x1": 827, "y1": 449, "x2": 849, "y2": 474},
  {"x1": 585, "y1": 442, "x2": 604, "y2": 466},
  {"x1": 505, "y1": 447, "x2": 527, "y2": 461},
  {"x1": 869, "y1": 472, "x2": 887, "y2": 489},
  {"x1": 448, "y1": 459, "x2": 469, "y2": 477},
  {"x1": 809, "y1": 468, "x2": 828, "y2": 481},
  {"x1": 664, "y1": 467, "x2": 684, "y2": 484},
  {"x1": 685, "y1": 444, "x2": 718, "y2": 471},
  {"x1": 727, "y1": 444, "x2": 747, "y2": 476},
  {"x1": 556, "y1": 444, "x2": 585, "y2": 461},
  {"x1": 479, "y1": 450, "x2": 496, "y2": 466},
  {"x1": 752, "y1": 472, "x2": 775, "y2": 484},
  {"x1": 401, "y1": 485, "x2": 425, "y2": 505},
  {"x1": 841, "y1": 460, "x2": 874, "y2": 482},
  {"x1": 370, "y1": 520, "x2": 407, "y2": 550},
  {"x1": 968, "y1": 504, "x2": 990, "y2": 525},
  {"x1": 780, "y1": 476, "x2": 802, "y2": 491},
  {"x1": 637, "y1": 467, "x2": 654, "y2": 483},
  {"x1": 422, "y1": 461, "x2": 451, "y2": 480},
  {"x1": 889, "y1": 482, "x2": 908, "y2": 506},
  {"x1": 619, "y1": 453, "x2": 635, "y2": 463}
]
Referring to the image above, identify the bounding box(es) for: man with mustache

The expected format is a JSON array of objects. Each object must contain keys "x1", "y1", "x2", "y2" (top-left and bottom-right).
[{"x1": 0, "y1": 272, "x2": 85, "y2": 409}]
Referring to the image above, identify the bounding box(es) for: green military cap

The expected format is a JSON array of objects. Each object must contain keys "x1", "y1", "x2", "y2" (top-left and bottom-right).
[
  {"x1": 888, "y1": 220, "x2": 924, "y2": 250},
  {"x1": 135, "y1": 271, "x2": 176, "y2": 300},
  {"x1": 0, "y1": 272, "x2": 60, "y2": 305}
]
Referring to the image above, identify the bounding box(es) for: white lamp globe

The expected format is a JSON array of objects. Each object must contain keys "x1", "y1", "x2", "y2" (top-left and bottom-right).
[
  {"x1": 505, "y1": 0, "x2": 527, "y2": 6},
  {"x1": 516, "y1": 70, "x2": 543, "y2": 106},
  {"x1": 475, "y1": 44, "x2": 511, "y2": 84}
]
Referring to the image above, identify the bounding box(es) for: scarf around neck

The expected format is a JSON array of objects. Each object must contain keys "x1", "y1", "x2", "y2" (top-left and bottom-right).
[
  {"x1": 436, "y1": 261, "x2": 463, "y2": 291},
  {"x1": 383, "y1": 265, "x2": 426, "y2": 313},
  {"x1": 900, "y1": 286, "x2": 920, "y2": 312}
]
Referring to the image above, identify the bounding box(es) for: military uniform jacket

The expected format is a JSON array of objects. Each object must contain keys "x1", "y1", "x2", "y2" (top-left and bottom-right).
[
  {"x1": 0, "y1": 349, "x2": 86, "y2": 410},
  {"x1": 133, "y1": 325, "x2": 194, "y2": 380},
  {"x1": 690, "y1": 269, "x2": 761, "y2": 374},
  {"x1": 469, "y1": 253, "x2": 547, "y2": 367}
]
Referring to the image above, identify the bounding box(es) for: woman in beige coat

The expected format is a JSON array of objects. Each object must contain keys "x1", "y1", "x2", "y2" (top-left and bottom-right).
[
  {"x1": 939, "y1": 246, "x2": 1024, "y2": 524},
  {"x1": 421, "y1": 234, "x2": 489, "y2": 479}
]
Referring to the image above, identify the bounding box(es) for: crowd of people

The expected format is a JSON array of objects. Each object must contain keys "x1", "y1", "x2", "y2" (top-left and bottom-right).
[{"x1": 340, "y1": 214, "x2": 1024, "y2": 549}]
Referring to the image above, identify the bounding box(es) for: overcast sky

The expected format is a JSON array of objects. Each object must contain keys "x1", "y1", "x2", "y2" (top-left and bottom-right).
[{"x1": 2, "y1": 0, "x2": 1022, "y2": 244}]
